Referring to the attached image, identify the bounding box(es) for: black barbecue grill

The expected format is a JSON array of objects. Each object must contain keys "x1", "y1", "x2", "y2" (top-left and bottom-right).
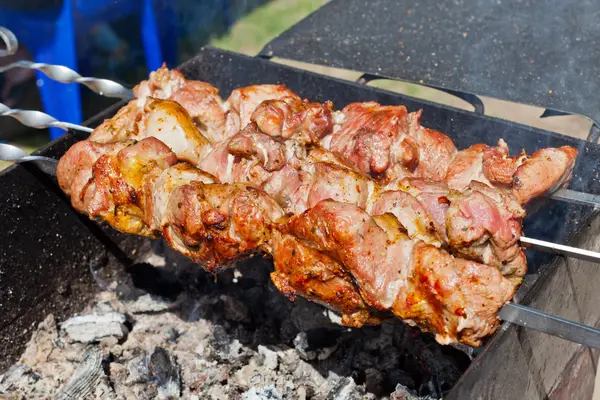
[{"x1": 2, "y1": 1, "x2": 600, "y2": 398}]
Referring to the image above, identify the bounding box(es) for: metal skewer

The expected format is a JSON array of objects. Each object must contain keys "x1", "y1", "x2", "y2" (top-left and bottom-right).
[
  {"x1": 0, "y1": 60, "x2": 134, "y2": 100},
  {"x1": 0, "y1": 102, "x2": 93, "y2": 133},
  {"x1": 500, "y1": 302, "x2": 600, "y2": 349},
  {"x1": 549, "y1": 188, "x2": 600, "y2": 209},
  {"x1": 0, "y1": 143, "x2": 57, "y2": 176},
  {"x1": 0, "y1": 27, "x2": 133, "y2": 99}
]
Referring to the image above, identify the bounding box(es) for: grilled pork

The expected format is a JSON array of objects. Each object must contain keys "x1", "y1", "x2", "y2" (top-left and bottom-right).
[
  {"x1": 57, "y1": 136, "x2": 516, "y2": 346},
  {"x1": 56, "y1": 66, "x2": 581, "y2": 347}
]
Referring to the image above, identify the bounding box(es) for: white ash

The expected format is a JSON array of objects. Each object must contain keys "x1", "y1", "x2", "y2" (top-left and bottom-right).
[
  {"x1": 62, "y1": 309, "x2": 128, "y2": 343},
  {"x1": 0, "y1": 256, "x2": 470, "y2": 399}
]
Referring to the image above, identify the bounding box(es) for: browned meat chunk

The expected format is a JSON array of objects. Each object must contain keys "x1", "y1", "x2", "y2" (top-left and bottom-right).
[
  {"x1": 252, "y1": 97, "x2": 333, "y2": 144},
  {"x1": 446, "y1": 139, "x2": 578, "y2": 205},
  {"x1": 513, "y1": 146, "x2": 578, "y2": 205},
  {"x1": 164, "y1": 182, "x2": 283, "y2": 272},
  {"x1": 57, "y1": 137, "x2": 177, "y2": 236},
  {"x1": 281, "y1": 200, "x2": 515, "y2": 346},
  {"x1": 271, "y1": 231, "x2": 383, "y2": 328},
  {"x1": 225, "y1": 84, "x2": 301, "y2": 136}
]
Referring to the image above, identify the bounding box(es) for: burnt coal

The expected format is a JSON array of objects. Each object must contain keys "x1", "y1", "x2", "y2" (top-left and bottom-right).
[{"x1": 0, "y1": 252, "x2": 470, "y2": 399}]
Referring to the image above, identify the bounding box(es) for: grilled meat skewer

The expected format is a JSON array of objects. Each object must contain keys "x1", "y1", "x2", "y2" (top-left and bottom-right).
[
  {"x1": 87, "y1": 95, "x2": 527, "y2": 282},
  {"x1": 89, "y1": 66, "x2": 577, "y2": 211},
  {"x1": 57, "y1": 137, "x2": 515, "y2": 347},
  {"x1": 55, "y1": 66, "x2": 578, "y2": 347}
]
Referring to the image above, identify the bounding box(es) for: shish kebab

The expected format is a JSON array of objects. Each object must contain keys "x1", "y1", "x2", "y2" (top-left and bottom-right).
[{"x1": 49, "y1": 66, "x2": 598, "y2": 348}]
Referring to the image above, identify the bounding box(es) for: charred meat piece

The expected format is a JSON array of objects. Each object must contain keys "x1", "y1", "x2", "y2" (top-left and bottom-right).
[
  {"x1": 164, "y1": 182, "x2": 283, "y2": 272},
  {"x1": 271, "y1": 230, "x2": 383, "y2": 328},
  {"x1": 280, "y1": 200, "x2": 515, "y2": 346}
]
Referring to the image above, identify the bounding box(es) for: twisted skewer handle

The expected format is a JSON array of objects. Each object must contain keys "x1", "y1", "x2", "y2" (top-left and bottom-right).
[
  {"x1": 0, "y1": 26, "x2": 132, "y2": 99},
  {"x1": 0, "y1": 26, "x2": 18, "y2": 57},
  {"x1": 0, "y1": 60, "x2": 134, "y2": 99},
  {"x1": 0, "y1": 102, "x2": 93, "y2": 133}
]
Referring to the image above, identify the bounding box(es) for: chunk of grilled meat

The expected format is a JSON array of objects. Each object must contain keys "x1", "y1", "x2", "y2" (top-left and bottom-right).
[
  {"x1": 225, "y1": 84, "x2": 301, "y2": 137},
  {"x1": 252, "y1": 97, "x2": 333, "y2": 144},
  {"x1": 164, "y1": 182, "x2": 283, "y2": 272},
  {"x1": 279, "y1": 200, "x2": 515, "y2": 346},
  {"x1": 322, "y1": 103, "x2": 457, "y2": 182},
  {"x1": 134, "y1": 65, "x2": 228, "y2": 143},
  {"x1": 271, "y1": 231, "x2": 383, "y2": 328},
  {"x1": 446, "y1": 139, "x2": 578, "y2": 205},
  {"x1": 57, "y1": 137, "x2": 177, "y2": 236},
  {"x1": 58, "y1": 138, "x2": 284, "y2": 271}
]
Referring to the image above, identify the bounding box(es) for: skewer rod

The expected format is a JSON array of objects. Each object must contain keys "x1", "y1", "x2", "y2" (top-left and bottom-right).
[
  {"x1": 0, "y1": 103, "x2": 92, "y2": 133},
  {"x1": 520, "y1": 236, "x2": 600, "y2": 264},
  {"x1": 500, "y1": 302, "x2": 600, "y2": 349},
  {"x1": 550, "y1": 188, "x2": 600, "y2": 209}
]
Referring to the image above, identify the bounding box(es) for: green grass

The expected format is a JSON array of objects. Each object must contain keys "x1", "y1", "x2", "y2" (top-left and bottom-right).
[{"x1": 210, "y1": 0, "x2": 328, "y2": 55}]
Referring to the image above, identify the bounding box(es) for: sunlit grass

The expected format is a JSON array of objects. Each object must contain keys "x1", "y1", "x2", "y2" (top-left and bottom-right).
[{"x1": 210, "y1": 0, "x2": 328, "y2": 55}]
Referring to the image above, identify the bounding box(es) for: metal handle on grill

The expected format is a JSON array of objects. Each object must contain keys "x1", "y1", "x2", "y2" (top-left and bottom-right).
[{"x1": 0, "y1": 27, "x2": 133, "y2": 99}]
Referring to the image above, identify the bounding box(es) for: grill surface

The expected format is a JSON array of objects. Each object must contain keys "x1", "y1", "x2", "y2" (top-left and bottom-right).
[
  {"x1": 1, "y1": 47, "x2": 600, "y2": 398},
  {"x1": 260, "y1": 0, "x2": 600, "y2": 127}
]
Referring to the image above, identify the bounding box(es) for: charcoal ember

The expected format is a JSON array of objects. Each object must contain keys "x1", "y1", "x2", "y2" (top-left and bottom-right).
[
  {"x1": 352, "y1": 352, "x2": 376, "y2": 370},
  {"x1": 292, "y1": 360, "x2": 327, "y2": 396},
  {"x1": 290, "y1": 300, "x2": 338, "y2": 332},
  {"x1": 61, "y1": 310, "x2": 128, "y2": 343},
  {"x1": 275, "y1": 346, "x2": 300, "y2": 371},
  {"x1": 390, "y1": 383, "x2": 432, "y2": 400},
  {"x1": 377, "y1": 347, "x2": 402, "y2": 371},
  {"x1": 187, "y1": 296, "x2": 221, "y2": 322},
  {"x1": 209, "y1": 325, "x2": 252, "y2": 363},
  {"x1": 242, "y1": 385, "x2": 283, "y2": 400},
  {"x1": 108, "y1": 362, "x2": 128, "y2": 394},
  {"x1": 147, "y1": 347, "x2": 181, "y2": 398},
  {"x1": 126, "y1": 355, "x2": 150, "y2": 384},
  {"x1": 220, "y1": 294, "x2": 252, "y2": 323},
  {"x1": 253, "y1": 321, "x2": 281, "y2": 347},
  {"x1": 387, "y1": 369, "x2": 415, "y2": 391},
  {"x1": 293, "y1": 330, "x2": 340, "y2": 362},
  {"x1": 325, "y1": 376, "x2": 360, "y2": 400},
  {"x1": 293, "y1": 332, "x2": 317, "y2": 361},
  {"x1": 279, "y1": 318, "x2": 299, "y2": 343},
  {"x1": 55, "y1": 348, "x2": 109, "y2": 400},
  {"x1": 242, "y1": 287, "x2": 269, "y2": 313},
  {"x1": 164, "y1": 327, "x2": 180, "y2": 342},
  {"x1": 363, "y1": 328, "x2": 393, "y2": 352},
  {"x1": 19, "y1": 315, "x2": 58, "y2": 366},
  {"x1": 257, "y1": 345, "x2": 279, "y2": 371},
  {"x1": 0, "y1": 364, "x2": 39, "y2": 393},
  {"x1": 363, "y1": 368, "x2": 385, "y2": 396}
]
